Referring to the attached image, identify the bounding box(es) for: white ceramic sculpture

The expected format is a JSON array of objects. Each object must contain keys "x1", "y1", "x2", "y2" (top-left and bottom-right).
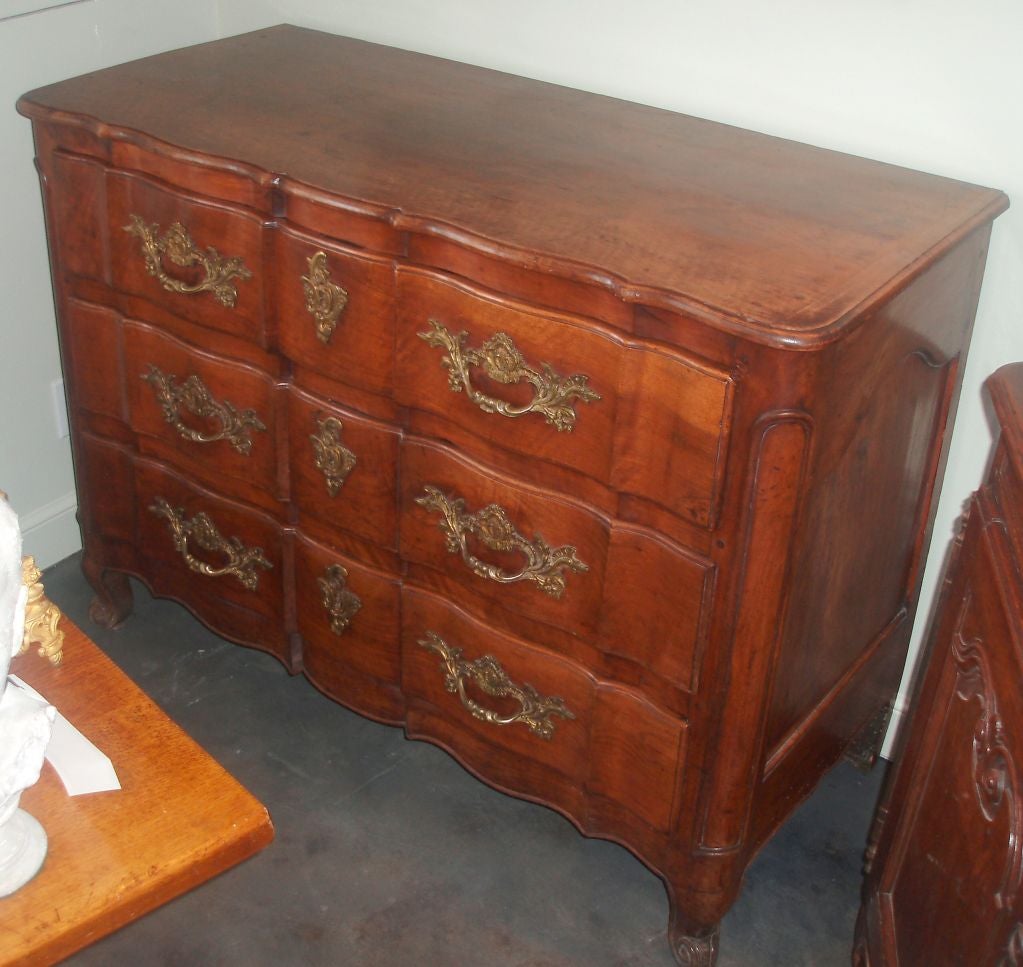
[{"x1": 0, "y1": 493, "x2": 55, "y2": 897}]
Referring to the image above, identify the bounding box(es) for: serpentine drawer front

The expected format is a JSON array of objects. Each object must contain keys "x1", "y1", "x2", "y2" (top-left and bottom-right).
[
  {"x1": 109, "y1": 170, "x2": 266, "y2": 340},
  {"x1": 19, "y1": 25, "x2": 1006, "y2": 965}
]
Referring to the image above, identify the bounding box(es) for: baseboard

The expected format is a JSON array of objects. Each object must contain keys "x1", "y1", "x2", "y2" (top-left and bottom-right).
[{"x1": 19, "y1": 491, "x2": 81, "y2": 569}]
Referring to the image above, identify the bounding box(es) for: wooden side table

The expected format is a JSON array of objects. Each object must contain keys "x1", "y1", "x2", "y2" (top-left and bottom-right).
[{"x1": 0, "y1": 618, "x2": 274, "y2": 965}]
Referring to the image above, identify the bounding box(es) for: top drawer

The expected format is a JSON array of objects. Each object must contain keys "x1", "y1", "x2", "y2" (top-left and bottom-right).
[
  {"x1": 395, "y1": 267, "x2": 734, "y2": 528},
  {"x1": 108, "y1": 170, "x2": 266, "y2": 344}
]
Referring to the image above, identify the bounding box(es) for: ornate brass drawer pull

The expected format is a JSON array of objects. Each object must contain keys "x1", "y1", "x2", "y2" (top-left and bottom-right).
[
  {"x1": 309, "y1": 416, "x2": 357, "y2": 495},
  {"x1": 317, "y1": 564, "x2": 362, "y2": 634},
  {"x1": 142, "y1": 365, "x2": 266, "y2": 455},
  {"x1": 302, "y1": 251, "x2": 349, "y2": 344},
  {"x1": 419, "y1": 632, "x2": 574, "y2": 740},
  {"x1": 418, "y1": 320, "x2": 600, "y2": 432},
  {"x1": 123, "y1": 214, "x2": 252, "y2": 307},
  {"x1": 149, "y1": 497, "x2": 272, "y2": 591},
  {"x1": 415, "y1": 486, "x2": 588, "y2": 599}
]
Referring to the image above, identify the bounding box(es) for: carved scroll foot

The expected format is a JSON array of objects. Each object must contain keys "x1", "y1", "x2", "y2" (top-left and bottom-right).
[
  {"x1": 669, "y1": 926, "x2": 719, "y2": 966},
  {"x1": 668, "y1": 911, "x2": 720, "y2": 967},
  {"x1": 82, "y1": 558, "x2": 133, "y2": 629}
]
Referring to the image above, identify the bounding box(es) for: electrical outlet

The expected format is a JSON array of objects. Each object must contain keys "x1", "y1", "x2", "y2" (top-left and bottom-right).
[{"x1": 51, "y1": 378, "x2": 69, "y2": 439}]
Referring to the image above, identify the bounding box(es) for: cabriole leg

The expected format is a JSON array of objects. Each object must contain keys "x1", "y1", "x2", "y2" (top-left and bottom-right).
[{"x1": 82, "y1": 555, "x2": 133, "y2": 628}]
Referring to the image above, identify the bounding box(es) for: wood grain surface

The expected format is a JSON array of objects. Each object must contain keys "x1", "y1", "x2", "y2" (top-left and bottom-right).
[
  {"x1": 17, "y1": 25, "x2": 1007, "y2": 342},
  {"x1": 0, "y1": 619, "x2": 273, "y2": 967}
]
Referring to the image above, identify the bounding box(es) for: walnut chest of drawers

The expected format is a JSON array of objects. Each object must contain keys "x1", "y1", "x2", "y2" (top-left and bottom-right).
[{"x1": 18, "y1": 25, "x2": 1007, "y2": 965}]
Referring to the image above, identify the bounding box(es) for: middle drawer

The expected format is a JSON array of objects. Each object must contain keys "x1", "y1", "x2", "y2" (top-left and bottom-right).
[{"x1": 124, "y1": 320, "x2": 278, "y2": 507}]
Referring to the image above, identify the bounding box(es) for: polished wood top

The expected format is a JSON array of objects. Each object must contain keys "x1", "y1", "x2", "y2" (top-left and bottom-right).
[
  {"x1": 0, "y1": 619, "x2": 273, "y2": 966},
  {"x1": 18, "y1": 25, "x2": 1007, "y2": 345}
]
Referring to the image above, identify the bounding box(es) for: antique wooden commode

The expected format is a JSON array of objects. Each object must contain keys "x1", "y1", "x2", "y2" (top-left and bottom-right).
[{"x1": 18, "y1": 26, "x2": 1006, "y2": 964}]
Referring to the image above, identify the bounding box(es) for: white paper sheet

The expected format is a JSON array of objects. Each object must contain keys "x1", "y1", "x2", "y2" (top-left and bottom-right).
[{"x1": 7, "y1": 674, "x2": 121, "y2": 795}]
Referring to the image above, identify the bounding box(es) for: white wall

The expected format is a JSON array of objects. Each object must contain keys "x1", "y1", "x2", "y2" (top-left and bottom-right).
[
  {"x1": 6, "y1": 0, "x2": 1021, "y2": 745},
  {"x1": 0, "y1": 0, "x2": 220, "y2": 565}
]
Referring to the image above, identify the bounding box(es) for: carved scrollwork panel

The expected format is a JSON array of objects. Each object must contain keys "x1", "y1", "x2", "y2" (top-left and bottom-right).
[{"x1": 951, "y1": 592, "x2": 1023, "y2": 910}]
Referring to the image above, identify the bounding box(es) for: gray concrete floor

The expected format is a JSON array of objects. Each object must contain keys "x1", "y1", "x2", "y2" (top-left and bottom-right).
[{"x1": 37, "y1": 554, "x2": 882, "y2": 966}]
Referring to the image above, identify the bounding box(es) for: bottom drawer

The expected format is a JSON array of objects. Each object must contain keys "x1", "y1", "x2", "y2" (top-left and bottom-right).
[
  {"x1": 295, "y1": 533, "x2": 403, "y2": 723},
  {"x1": 136, "y1": 459, "x2": 287, "y2": 661},
  {"x1": 402, "y1": 587, "x2": 686, "y2": 835}
]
